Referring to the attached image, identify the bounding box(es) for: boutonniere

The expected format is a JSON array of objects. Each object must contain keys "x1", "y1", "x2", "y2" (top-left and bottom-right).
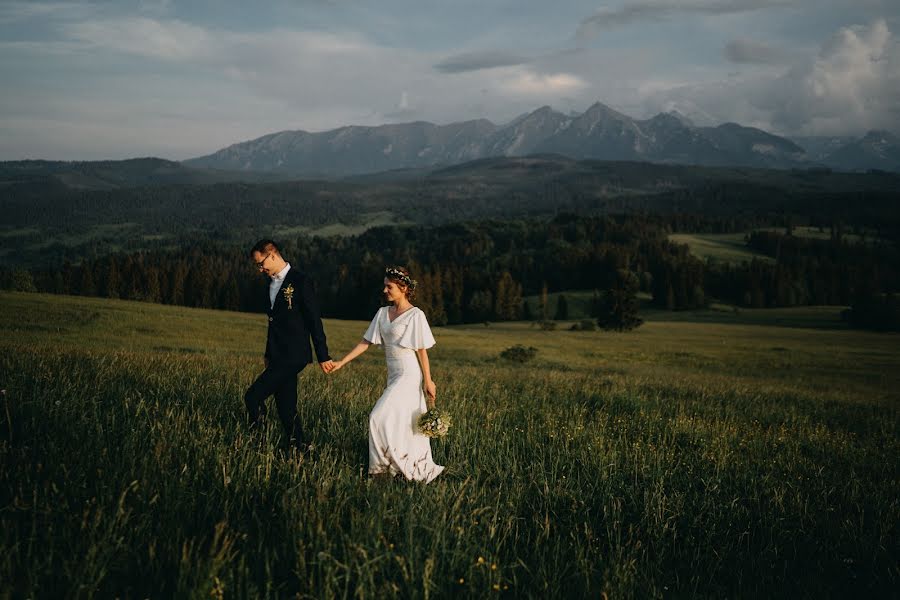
[{"x1": 283, "y1": 284, "x2": 295, "y2": 309}]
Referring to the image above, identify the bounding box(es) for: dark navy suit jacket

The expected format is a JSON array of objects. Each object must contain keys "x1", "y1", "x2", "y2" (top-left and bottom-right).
[{"x1": 264, "y1": 267, "x2": 330, "y2": 368}]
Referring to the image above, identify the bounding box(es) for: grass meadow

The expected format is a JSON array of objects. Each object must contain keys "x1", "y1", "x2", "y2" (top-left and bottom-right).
[
  {"x1": 667, "y1": 227, "x2": 878, "y2": 266},
  {"x1": 667, "y1": 233, "x2": 768, "y2": 264},
  {"x1": 1, "y1": 291, "x2": 898, "y2": 598}
]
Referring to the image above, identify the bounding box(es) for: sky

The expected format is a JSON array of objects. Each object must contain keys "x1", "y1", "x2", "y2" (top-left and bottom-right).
[{"x1": 0, "y1": 0, "x2": 898, "y2": 160}]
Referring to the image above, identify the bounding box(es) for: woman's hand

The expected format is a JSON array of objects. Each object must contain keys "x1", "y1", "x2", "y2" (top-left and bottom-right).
[
  {"x1": 329, "y1": 359, "x2": 344, "y2": 374},
  {"x1": 424, "y1": 379, "x2": 436, "y2": 408}
]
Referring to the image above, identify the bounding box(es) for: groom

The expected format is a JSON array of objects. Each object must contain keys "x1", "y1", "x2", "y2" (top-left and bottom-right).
[{"x1": 245, "y1": 239, "x2": 334, "y2": 452}]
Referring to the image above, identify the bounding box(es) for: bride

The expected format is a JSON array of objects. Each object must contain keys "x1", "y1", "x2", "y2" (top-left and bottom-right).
[{"x1": 330, "y1": 267, "x2": 445, "y2": 483}]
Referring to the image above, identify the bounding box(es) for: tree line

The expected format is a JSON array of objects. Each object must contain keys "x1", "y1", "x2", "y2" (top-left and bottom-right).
[{"x1": 3, "y1": 215, "x2": 898, "y2": 329}]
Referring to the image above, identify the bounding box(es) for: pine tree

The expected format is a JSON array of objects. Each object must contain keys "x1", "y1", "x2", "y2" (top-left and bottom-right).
[
  {"x1": 595, "y1": 269, "x2": 643, "y2": 331},
  {"x1": 468, "y1": 290, "x2": 494, "y2": 322},
  {"x1": 61, "y1": 261, "x2": 74, "y2": 295},
  {"x1": 428, "y1": 269, "x2": 447, "y2": 326},
  {"x1": 554, "y1": 294, "x2": 569, "y2": 320},
  {"x1": 221, "y1": 276, "x2": 241, "y2": 312},
  {"x1": 495, "y1": 272, "x2": 522, "y2": 321},
  {"x1": 78, "y1": 265, "x2": 95, "y2": 296},
  {"x1": 105, "y1": 258, "x2": 120, "y2": 299},
  {"x1": 540, "y1": 282, "x2": 549, "y2": 321},
  {"x1": 522, "y1": 299, "x2": 534, "y2": 321},
  {"x1": 145, "y1": 267, "x2": 161, "y2": 303},
  {"x1": 51, "y1": 271, "x2": 65, "y2": 294},
  {"x1": 170, "y1": 261, "x2": 187, "y2": 305},
  {"x1": 5, "y1": 269, "x2": 37, "y2": 292},
  {"x1": 442, "y1": 265, "x2": 464, "y2": 324}
]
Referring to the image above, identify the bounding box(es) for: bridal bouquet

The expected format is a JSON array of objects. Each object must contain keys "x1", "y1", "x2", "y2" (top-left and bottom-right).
[{"x1": 418, "y1": 408, "x2": 452, "y2": 438}]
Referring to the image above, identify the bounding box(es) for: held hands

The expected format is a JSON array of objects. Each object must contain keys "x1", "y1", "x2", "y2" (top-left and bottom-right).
[{"x1": 321, "y1": 359, "x2": 344, "y2": 374}]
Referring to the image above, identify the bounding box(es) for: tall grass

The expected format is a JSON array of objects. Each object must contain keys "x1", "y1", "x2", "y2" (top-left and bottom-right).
[{"x1": 1, "y1": 292, "x2": 897, "y2": 598}]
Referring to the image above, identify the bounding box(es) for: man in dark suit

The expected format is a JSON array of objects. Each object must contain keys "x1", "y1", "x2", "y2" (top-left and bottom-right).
[{"x1": 245, "y1": 239, "x2": 334, "y2": 452}]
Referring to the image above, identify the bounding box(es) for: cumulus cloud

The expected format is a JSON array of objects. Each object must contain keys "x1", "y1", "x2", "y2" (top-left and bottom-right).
[
  {"x1": 638, "y1": 19, "x2": 900, "y2": 136},
  {"x1": 757, "y1": 19, "x2": 900, "y2": 134}
]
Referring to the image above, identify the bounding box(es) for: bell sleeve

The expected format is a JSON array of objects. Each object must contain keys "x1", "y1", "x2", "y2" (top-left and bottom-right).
[
  {"x1": 396, "y1": 308, "x2": 436, "y2": 350},
  {"x1": 363, "y1": 307, "x2": 384, "y2": 345}
]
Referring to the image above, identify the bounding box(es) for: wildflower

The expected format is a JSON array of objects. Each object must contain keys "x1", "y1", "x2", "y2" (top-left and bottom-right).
[
  {"x1": 458, "y1": 578, "x2": 465, "y2": 584},
  {"x1": 477, "y1": 556, "x2": 485, "y2": 565}
]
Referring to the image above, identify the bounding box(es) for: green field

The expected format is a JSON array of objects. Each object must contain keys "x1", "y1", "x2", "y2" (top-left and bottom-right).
[
  {"x1": 669, "y1": 227, "x2": 876, "y2": 265},
  {"x1": 1, "y1": 292, "x2": 898, "y2": 597},
  {"x1": 273, "y1": 211, "x2": 410, "y2": 239},
  {"x1": 668, "y1": 233, "x2": 769, "y2": 264}
]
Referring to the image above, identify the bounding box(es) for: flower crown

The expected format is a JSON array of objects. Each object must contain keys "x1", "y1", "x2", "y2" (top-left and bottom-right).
[{"x1": 385, "y1": 267, "x2": 417, "y2": 291}]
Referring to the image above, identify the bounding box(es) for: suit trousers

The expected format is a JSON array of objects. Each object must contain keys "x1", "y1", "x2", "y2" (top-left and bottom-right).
[{"x1": 244, "y1": 363, "x2": 307, "y2": 446}]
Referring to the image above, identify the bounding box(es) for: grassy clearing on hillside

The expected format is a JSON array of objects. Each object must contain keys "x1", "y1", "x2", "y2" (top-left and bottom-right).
[
  {"x1": 1, "y1": 292, "x2": 897, "y2": 598},
  {"x1": 668, "y1": 233, "x2": 768, "y2": 264},
  {"x1": 668, "y1": 227, "x2": 878, "y2": 266},
  {"x1": 273, "y1": 211, "x2": 407, "y2": 239}
]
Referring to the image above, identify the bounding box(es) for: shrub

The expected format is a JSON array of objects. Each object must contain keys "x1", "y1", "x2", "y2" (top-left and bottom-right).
[
  {"x1": 500, "y1": 345, "x2": 538, "y2": 363},
  {"x1": 570, "y1": 320, "x2": 596, "y2": 331}
]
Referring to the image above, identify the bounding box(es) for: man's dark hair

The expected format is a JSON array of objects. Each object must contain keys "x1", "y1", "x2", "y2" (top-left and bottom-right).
[{"x1": 250, "y1": 239, "x2": 280, "y2": 258}]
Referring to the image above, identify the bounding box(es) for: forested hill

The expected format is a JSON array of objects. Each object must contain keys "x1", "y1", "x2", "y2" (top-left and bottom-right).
[
  {"x1": 3, "y1": 156, "x2": 899, "y2": 270},
  {"x1": 14, "y1": 215, "x2": 900, "y2": 329},
  {"x1": 0, "y1": 158, "x2": 279, "y2": 191}
]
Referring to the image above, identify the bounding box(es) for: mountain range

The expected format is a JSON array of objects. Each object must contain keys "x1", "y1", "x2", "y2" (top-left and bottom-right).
[{"x1": 184, "y1": 102, "x2": 900, "y2": 177}]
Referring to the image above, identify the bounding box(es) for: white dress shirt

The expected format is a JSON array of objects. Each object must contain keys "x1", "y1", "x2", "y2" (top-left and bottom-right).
[{"x1": 269, "y1": 263, "x2": 291, "y2": 309}]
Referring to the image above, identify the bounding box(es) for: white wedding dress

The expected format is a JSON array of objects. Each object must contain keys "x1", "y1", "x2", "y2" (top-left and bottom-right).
[{"x1": 363, "y1": 306, "x2": 445, "y2": 483}]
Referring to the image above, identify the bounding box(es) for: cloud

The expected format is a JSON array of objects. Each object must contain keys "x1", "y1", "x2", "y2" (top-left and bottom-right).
[
  {"x1": 501, "y1": 71, "x2": 588, "y2": 95},
  {"x1": 64, "y1": 17, "x2": 216, "y2": 61},
  {"x1": 53, "y1": 17, "x2": 594, "y2": 127},
  {"x1": 577, "y1": 0, "x2": 790, "y2": 43},
  {"x1": 6, "y1": 3, "x2": 896, "y2": 160},
  {"x1": 724, "y1": 39, "x2": 790, "y2": 64},
  {"x1": 759, "y1": 19, "x2": 900, "y2": 134},
  {"x1": 434, "y1": 50, "x2": 530, "y2": 73},
  {"x1": 0, "y1": 1, "x2": 94, "y2": 24},
  {"x1": 638, "y1": 19, "x2": 900, "y2": 136}
]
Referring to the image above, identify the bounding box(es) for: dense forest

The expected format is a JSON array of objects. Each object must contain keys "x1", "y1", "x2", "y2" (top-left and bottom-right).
[
  {"x1": 4, "y1": 214, "x2": 898, "y2": 330},
  {"x1": 4, "y1": 156, "x2": 900, "y2": 270},
  {"x1": 4, "y1": 157, "x2": 899, "y2": 330}
]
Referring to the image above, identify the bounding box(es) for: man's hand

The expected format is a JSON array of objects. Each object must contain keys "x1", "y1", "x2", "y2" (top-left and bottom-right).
[{"x1": 319, "y1": 360, "x2": 336, "y2": 373}]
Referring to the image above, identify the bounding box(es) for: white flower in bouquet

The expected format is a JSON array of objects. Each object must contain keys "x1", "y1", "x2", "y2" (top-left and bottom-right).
[{"x1": 417, "y1": 407, "x2": 452, "y2": 438}]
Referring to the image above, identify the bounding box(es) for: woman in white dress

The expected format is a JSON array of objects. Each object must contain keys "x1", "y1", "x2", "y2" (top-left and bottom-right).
[{"x1": 330, "y1": 267, "x2": 445, "y2": 483}]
